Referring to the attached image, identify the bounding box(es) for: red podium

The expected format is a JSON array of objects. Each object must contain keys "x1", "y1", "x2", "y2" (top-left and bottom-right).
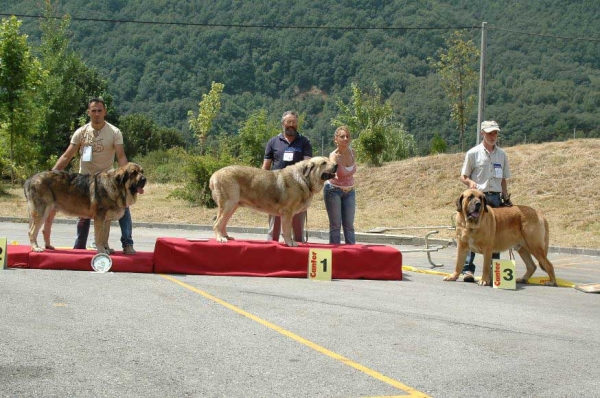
[
  {"x1": 7, "y1": 239, "x2": 403, "y2": 281},
  {"x1": 153, "y1": 238, "x2": 402, "y2": 280},
  {"x1": 7, "y1": 245, "x2": 154, "y2": 273}
]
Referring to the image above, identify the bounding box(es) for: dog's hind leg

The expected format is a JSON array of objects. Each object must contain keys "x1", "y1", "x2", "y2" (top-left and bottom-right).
[
  {"x1": 529, "y1": 248, "x2": 558, "y2": 287},
  {"x1": 213, "y1": 201, "x2": 238, "y2": 243},
  {"x1": 516, "y1": 247, "x2": 537, "y2": 284},
  {"x1": 42, "y1": 209, "x2": 57, "y2": 250},
  {"x1": 28, "y1": 205, "x2": 51, "y2": 252},
  {"x1": 28, "y1": 216, "x2": 45, "y2": 252}
]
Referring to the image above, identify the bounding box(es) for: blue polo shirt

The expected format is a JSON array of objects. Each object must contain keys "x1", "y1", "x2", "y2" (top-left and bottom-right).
[{"x1": 264, "y1": 133, "x2": 313, "y2": 170}]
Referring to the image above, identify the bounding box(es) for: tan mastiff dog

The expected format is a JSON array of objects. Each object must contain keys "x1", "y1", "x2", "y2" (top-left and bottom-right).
[
  {"x1": 444, "y1": 189, "x2": 557, "y2": 286},
  {"x1": 209, "y1": 156, "x2": 337, "y2": 247}
]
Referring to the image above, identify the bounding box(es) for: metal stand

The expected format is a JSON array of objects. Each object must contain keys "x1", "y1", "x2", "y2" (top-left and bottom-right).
[{"x1": 366, "y1": 218, "x2": 456, "y2": 268}]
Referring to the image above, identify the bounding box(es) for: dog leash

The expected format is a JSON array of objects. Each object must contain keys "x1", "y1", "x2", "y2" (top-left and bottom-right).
[
  {"x1": 508, "y1": 248, "x2": 515, "y2": 260},
  {"x1": 304, "y1": 212, "x2": 309, "y2": 243}
]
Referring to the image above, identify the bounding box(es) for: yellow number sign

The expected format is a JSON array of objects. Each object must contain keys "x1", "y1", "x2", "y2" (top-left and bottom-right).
[
  {"x1": 308, "y1": 248, "x2": 332, "y2": 281},
  {"x1": 0, "y1": 237, "x2": 7, "y2": 270},
  {"x1": 493, "y1": 259, "x2": 516, "y2": 290}
]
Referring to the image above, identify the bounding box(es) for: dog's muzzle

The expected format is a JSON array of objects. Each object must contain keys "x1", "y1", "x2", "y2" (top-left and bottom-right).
[
  {"x1": 467, "y1": 201, "x2": 482, "y2": 221},
  {"x1": 131, "y1": 176, "x2": 147, "y2": 195}
]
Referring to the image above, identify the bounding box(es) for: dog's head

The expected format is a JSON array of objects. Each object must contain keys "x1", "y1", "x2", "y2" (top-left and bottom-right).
[
  {"x1": 298, "y1": 157, "x2": 338, "y2": 192},
  {"x1": 116, "y1": 162, "x2": 147, "y2": 196},
  {"x1": 456, "y1": 189, "x2": 488, "y2": 223}
]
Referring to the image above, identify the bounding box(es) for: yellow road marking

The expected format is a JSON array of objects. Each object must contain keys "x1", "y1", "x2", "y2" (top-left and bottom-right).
[
  {"x1": 160, "y1": 274, "x2": 430, "y2": 398},
  {"x1": 402, "y1": 265, "x2": 576, "y2": 288}
]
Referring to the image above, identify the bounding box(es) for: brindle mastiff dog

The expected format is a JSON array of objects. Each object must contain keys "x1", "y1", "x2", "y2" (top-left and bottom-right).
[
  {"x1": 209, "y1": 156, "x2": 337, "y2": 247},
  {"x1": 444, "y1": 189, "x2": 557, "y2": 286},
  {"x1": 24, "y1": 163, "x2": 146, "y2": 254}
]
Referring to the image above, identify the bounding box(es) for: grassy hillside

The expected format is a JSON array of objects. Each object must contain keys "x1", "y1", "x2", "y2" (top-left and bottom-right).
[
  {"x1": 6, "y1": 0, "x2": 600, "y2": 154},
  {"x1": 2, "y1": 139, "x2": 598, "y2": 249}
]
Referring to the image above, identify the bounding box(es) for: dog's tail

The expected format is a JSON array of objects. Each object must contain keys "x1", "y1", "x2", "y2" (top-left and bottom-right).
[{"x1": 23, "y1": 178, "x2": 31, "y2": 200}]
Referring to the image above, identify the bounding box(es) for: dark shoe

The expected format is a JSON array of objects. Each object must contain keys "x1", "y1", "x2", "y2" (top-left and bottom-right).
[
  {"x1": 462, "y1": 272, "x2": 475, "y2": 283},
  {"x1": 123, "y1": 245, "x2": 136, "y2": 255}
]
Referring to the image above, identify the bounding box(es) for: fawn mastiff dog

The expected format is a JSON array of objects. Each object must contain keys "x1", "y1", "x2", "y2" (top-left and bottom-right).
[
  {"x1": 209, "y1": 156, "x2": 337, "y2": 247},
  {"x1": 24, "y1": 163, "x2": 146, "y2": 254},
  {"x1": 444, "y1": 189, "x2": 557, "y2": 286}
]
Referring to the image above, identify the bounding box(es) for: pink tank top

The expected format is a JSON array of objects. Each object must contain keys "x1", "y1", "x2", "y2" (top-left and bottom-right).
[{"x1": 329, "y1": 151, "x2": 356, "y2": 187}]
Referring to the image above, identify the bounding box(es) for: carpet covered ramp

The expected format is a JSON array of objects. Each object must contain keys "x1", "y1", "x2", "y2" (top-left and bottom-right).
[{"x1": 7, "y1": 238, "x2": 402, "y2": 280}]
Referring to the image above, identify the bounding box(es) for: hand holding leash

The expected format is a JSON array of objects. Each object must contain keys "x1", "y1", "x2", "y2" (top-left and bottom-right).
[{"x1": 501, "y1": 193, "x2": 513, "y2": 207}]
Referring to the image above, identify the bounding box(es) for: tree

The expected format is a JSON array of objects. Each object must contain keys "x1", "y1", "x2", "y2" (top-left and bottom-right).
[
  {"x1": 430, "y1": 31, "x2": 479, "y2": 152},
  {"x1": 119, "y1": 113, "x2": 186, "y2": 159},
  {"x1": 333, "y1": 83, "x2": 413, "y2": 166},
  {"x1": 119, "y1": 113, "x2": 157, "y2": 159},
  {"x1": 35, "y1": 1, "x2": 110, "y2": 167},
  {"x1": 0, "y1": 16, "x2": 44, "y2": 180},
  {"x1": 237, "y1": 109, "x2": 279, "y2": 167},
  {"x1": 430, "y1": 132, "x2": 448, "y2": 154},
  {"x1": 188, "y1": 81, "x2": 224, "y2": 154}
]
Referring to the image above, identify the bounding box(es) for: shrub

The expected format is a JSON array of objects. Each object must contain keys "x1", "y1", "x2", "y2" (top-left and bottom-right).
[
  {"x1": 134, "y1": 147, "x2": 189, "y2": 184},
  {"x1": 169, "y1": 154, "x2": 234, "y2": 208}
]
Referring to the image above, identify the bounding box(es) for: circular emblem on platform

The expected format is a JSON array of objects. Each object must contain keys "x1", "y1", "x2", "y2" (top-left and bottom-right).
[{"x1": 91, "y1": 253, "x2": 113, "y2": 273}]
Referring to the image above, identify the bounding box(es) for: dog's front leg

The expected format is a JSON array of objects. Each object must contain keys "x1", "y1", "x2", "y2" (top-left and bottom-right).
[
  {"x1": 42, "y1": 209, "x2": 57, "y2": 250},
  {"x1": 479, "y1": 249, "x2": 493, "y2": 286},
  {"x1": 93, "y1": 215, "x2": 110, "y2": 254},
  {"x1": 280, "y1": 214, "x2": 297, "y2": 247},
  {"x1": 444, "y1": 242, "x2": 469, "y2": 281}
]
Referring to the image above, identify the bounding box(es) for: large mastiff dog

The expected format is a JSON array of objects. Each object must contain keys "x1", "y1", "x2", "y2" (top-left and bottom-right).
[
  {"x1": 444, "y1": 189, "x2": 557, "y2": 286},
  {"x1": 209, "y1": 157, "x2": 337, "y2": 247},
  {"x1": 24, "y1": 163, "x2": 146, "y2": 254}
]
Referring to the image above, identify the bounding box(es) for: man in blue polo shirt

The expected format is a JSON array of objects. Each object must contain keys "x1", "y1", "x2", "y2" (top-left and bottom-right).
[{"x1": 262, "y1": 110, "x2": 313, "y2": 243}]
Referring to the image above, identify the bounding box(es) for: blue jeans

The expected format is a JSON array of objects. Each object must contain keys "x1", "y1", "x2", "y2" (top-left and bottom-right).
[
  {"x1": 74, "y1": 207, "x2": 134, "y2": 249},
  {"x1": 324, "y1": 184, "x2": 356, "y2": 244},
  {"x1": 462, "y1": 192, "x2": 501, "y2": 274}
]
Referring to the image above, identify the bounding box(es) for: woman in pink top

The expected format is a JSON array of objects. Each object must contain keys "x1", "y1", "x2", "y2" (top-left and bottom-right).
[{"x1": 324, "y1": 126, "x2": 356, "y2": 244}]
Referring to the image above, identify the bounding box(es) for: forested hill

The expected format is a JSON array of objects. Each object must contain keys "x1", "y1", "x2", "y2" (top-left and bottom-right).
[{"x1": 7, "y1": 0, "x2": 600, "y2": 154}]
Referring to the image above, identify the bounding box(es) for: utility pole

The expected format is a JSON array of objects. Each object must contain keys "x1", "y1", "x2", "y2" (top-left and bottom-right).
[{"x1": 476, "y1": 22, "x2": 487, "y2": 145}]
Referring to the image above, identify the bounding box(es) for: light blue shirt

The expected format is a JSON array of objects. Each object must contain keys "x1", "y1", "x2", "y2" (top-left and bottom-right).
[{"x1": 461, "y1": 143, "x2": 510, "y2": 193}]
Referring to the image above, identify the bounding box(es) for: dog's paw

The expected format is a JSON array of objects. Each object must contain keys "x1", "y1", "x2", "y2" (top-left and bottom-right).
[
  {"x1": 45, "y1": 245, "x2": 56, "y2": 250},
  {"x1": 225, "y1": 235, "x2": 235, "y2": 241},
  {"x1": 216, "y1": 236, "x2": 228, "y2": 243},
  {"x1": 31, "y1": 246, "x2": 44, "y2": 252},
  {"x1": 516, "y1": 277, "x2": 528, "y2": 284},
  {"x1": 285, "y1": 241, "x2": 298, "y2": 247},
  {"x1": 443, "y1": 274, "x2": 459, "y2": 281},
  {"x1": 478, "y1": 279, "x2": 491, "y2": 286}
]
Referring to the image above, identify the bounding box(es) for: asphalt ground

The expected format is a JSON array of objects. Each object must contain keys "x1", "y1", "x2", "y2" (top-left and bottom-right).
[{"x1": 1, "y1": 220, "x2": 599, "y2": 397}]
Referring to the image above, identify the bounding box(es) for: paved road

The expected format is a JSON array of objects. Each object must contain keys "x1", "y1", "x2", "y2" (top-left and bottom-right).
[{"x1": 1, "y1": 220, "x2": 599, "y2": 397}]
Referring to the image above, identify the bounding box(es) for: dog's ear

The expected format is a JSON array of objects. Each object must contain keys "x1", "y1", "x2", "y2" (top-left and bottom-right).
[
  {"x1": 481, "y1": 193, "x2": 488, "y2": 212},
  {"x1": 116, "y1": 169, "x2": 129, "y2": 186},
  {"x1": 456, "y1": 194, "x2": 464, "y2": 212},
  {"x1": 304, "y1": 163, "x2": 315, "y2": 178}
]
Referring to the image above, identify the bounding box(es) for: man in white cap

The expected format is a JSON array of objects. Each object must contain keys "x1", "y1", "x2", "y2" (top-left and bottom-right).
[{"x1": 457, "y1": 120, "x2": 511, "y2": 282}]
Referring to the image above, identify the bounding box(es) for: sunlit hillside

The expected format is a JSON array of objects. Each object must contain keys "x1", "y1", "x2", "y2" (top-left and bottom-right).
[{"x1": 1, "y1": 139, "x2": 598, "y2": 249}]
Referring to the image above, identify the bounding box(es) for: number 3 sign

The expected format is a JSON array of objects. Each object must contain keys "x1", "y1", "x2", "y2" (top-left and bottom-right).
[{"x1": 493, "y1": 259, "x2": 516, "y2": 290}]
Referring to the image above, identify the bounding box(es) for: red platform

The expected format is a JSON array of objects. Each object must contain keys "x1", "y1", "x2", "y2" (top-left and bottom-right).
[
  {"x1": 153, "y1": 238, "x2": 402, "y2": 280},
  {"x1": 7, "y1": 239, "x2": 402, "y2": 280},
  {"x1": 6, "y1": 245, "x2": 154, "y2": 273}
]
